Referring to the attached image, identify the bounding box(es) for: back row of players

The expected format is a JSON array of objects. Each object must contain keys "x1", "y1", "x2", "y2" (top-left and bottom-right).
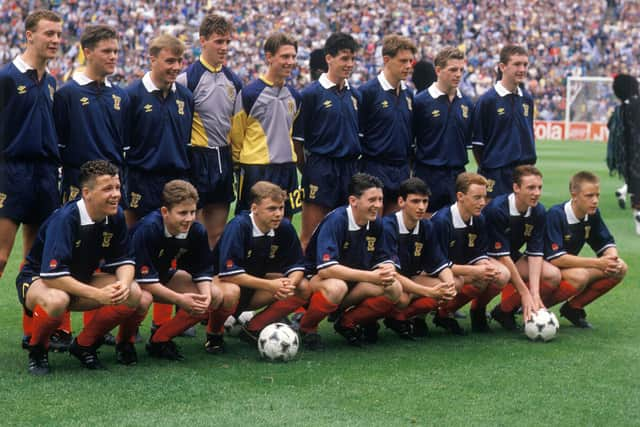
[{"x1": 0, "y1": 11, "x2": 627, "y2": 375}]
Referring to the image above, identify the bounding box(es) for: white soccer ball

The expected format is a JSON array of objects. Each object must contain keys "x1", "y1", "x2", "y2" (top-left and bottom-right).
[
  {"x1": 257, "y1": 322, "x2": 299, "y2": 362},
  {"x1": 224, "y1": 311, "x2": 255, "y2": 337},
  {"x1": 524, "y1": 309, "x2": 559, "y2": 342}
]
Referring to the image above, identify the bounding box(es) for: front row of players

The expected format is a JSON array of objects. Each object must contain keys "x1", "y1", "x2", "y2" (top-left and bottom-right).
[{"x1": 18, "y1": 160, "x2": 627, "y2": 374}]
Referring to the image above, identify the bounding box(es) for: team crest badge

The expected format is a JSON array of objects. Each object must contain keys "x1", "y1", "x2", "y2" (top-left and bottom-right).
[
  {"x1": 351, "y1": 95, "x2": 358, "y2": 111},
  {"x1": 227, "y1": 85, "x2": 236, "y2": 101},
  {"x1": 468, "y1": 233, "x2": 477, "y2": 248},
  {"x1": 288, "y1": 99, "x2": 295, "y2": 115},
  {"x1": 522, "y1": 103, "x2": 529, "y2": 117},
  {"x1": 461, "y1": 104, "x2": 469, "y2": 119},
  {"x1": 0, "y1": 192, "x2": 6, "y2": 208},
  {"x1": 68, "y1": 186, "x2": 80, "y2": 202},
  {"x1": 309, "y1": 185, "x2": 319, "y2": 200},
  {"x1": 129, "y1": 192, "x2": 142, "y2": 209},
  {"x1": 584, "y1": 225, "x2": 591, "y2": 239},
  {"x1": 112, "y1": 94, "x2": 121, "y2": 110},
  {"x1": 176, "y1": 99, "x2": 185, "y2": 115},
  {"x1": 414, "y1": 242, "x2": 423, "y2": 257},
  {"x1": 49, "y1": 259, "x2": 58, "y2": 269},
  {"x1": 102, "y1": 232, "x2": 113, "y2": 248},
  {"x1": 17, "y1": 85, "x2": 27, "y2": 95},
  {"x1": 486, "y1": 179, "x2": 495, "y2": 193},
  {"x1": 269, "y1": 245, "x2": 279, "y2": 259},
  {"x1": 524, "y1": 224, "x2": 534, "y2": 237},
  {"x1": 366, "y1": 236, "x2": 376, "y2": 252}
]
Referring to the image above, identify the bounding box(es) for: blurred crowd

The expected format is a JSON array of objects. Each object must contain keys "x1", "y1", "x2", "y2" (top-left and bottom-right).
[{"x1": 1, "y1": 0, "x2": 638, "y2": 121}]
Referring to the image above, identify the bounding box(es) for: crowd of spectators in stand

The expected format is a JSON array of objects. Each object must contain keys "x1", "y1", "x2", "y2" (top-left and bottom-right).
[{"x1": 1, "y1": 0, "x2": 638, "y2": 121}]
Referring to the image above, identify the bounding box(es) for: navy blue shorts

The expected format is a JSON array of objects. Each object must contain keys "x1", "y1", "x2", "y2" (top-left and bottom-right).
[
  {"x1": 127, "y1": 168, "x2": 187, "y2": 218},
  {"x1": 478, "y1": 166, "x2": 515, "y2": 199},
  {"x1": 414, "y1": 164, "x2": 465, "y2": 213},
  {"x1": 188, "y1": 146, "x2": 235, "y2": 207},
  {"x1": 302, "y1": 154, "x2": 359, "y2": 210},
  {"x1": 360, "y1": 158, "x2": 410, "y2": 204},
  {"x1": 235, "y1": 162, "x2": 301, "y2": 217},
  {"x1": 62, "y1": 165, "x2": 128, "y2": 207},
  {"x1": 16, "y1": 270, "x2": 39, "y2": 313},
  {"x1": 0, "y1": 159, "x2": 59, "y2": 224}
]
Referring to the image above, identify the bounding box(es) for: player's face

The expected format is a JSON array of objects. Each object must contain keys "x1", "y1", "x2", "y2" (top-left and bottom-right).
[
  {"x1": 84, "y1": 174, "x2": 121, "y2": 218},
  {"x1": 457, "y1": 184, "x2": 487, "y2": 218},
  {"x1": 351, "y1": 187, "x2": 383, "y2": 225},
  {"x1": 399, "y1": 193, "x2": 429, "y2": 222},
  {"x1": 27, "y1": 19, "x2": 62, "y2": 61},
  {"x1": 514, "y1": 174, "x2": 543, "y2": 208},
  {"x1": 500, "y1": 54, "x2": 528, "y2": 87},
  {"x1": 200, "y1": 32, "x2": 231, "y2": 67},
  {"x1": 252, "y1": 197, "x2": 285, "y2": 232},
  {"x1": 267, "y1": 44, "x2": 297, "y2": 81},
  {"x1": 326, "y1": 49, "x2": 355, "y2": 82},
  {"x1": 572, "y1": 182, "x2": 600, "y2": 216},
  {"x1": 150, "y1": 48, "x2": 183, "y2": 88},
  {"x1": 436, "y1": 58, "x2": 465, "y2": 91},
  {"x1": 385, "y1": 49, "x2": 414, "y2": 82},
  {"x1": 162, "y1": 201, "x2": 197, "y2": 236},
  {"x1": 85, "y1": 38, "x2": 119, "y2": 77}
]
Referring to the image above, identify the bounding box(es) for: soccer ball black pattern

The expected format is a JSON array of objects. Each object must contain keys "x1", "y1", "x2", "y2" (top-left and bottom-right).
[
  {"x1": 524, "y1": 309, "x2": 559, "y2": 342},
  {"x1": 257, "y1": 323, "x2": 299, "y2": 362}
]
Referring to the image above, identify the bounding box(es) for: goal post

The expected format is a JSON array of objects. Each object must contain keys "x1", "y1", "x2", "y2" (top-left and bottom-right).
[{"x1": 564, "y1": 76, "x2": 613, "y2": 140}]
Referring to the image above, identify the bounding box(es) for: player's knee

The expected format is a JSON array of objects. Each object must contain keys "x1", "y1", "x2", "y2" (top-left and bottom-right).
[
  {"x1": 543, "y1": 264, "x2": 562, "y2": 286},
  {"x1": 618, "y1": 260, "x2": 628, "y2": 277},
  {"x1": 41, "y1": 289, "x2": 70, "y2": 317},
  {"x1": 296, "y1": 279, "x2": 312, "y2": 300},
  {"x1": 138, "y1": 288, "x2": 153, "y2": 312},
  {"x1": 221, "y1": 282, "x2": 241, "y2": 306},
  {"x1": 323, "y1": 279, "x2": 349, "y2": 302},
  {"x1": 396, "y1": 292, "x2": 411, "y2": 308},
  {"x1": 384, "y1": 281, "x2": 403, "y2": 302},
  {"x1": 210, "y1": 284, "x2": 224, "y2": 307},
  {"x1": 562, "y1": 268, "x2": 590, "y2": 289},
  {"x1": 125, "y1": 282, "x2": 143, "y2": 308}
]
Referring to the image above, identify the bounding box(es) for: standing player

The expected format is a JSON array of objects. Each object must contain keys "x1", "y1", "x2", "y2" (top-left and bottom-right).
[
  {"x1": 358, "y1": 35, "x2": 416, "y2": 215},
  {"x1": 544, "y1": 171, "x2": 627, "y2": 328},
  {"x1": 414, "y1": 47, "x2": 474, "y2": 215},
  {"x1": 124, "y1": 34, "x2": 194, "y2": 226},
  {"x1": 17, "y1": 160, "x2": 152, "y2": 375},
  {"x1": 484, "y1": 165, "x2": 560, "y2": 330},
  {"x1": 294, "y1": 33, "x2": 361, "y2": 250},
  {"x1": 471, "y1": 45, "x2": 535, "y2": 199},
  {"x1": 298, "y1": 174, "x2": 403, "y2": 349},
  {"x1": 382, "y1": 178, "x2": 457, "y2": 338},
  {"x1": 209, "y1": 181, "x2": 309, "y2": 349},
  {"x1": 131, "y1": 180, "x2": 224, "y2": 360},
  {"x1": 176, "y1": 14, "x2": 242, "y2": 249},
  {"x1": 54, "y1": 25, "x2": 128, "y2": 203},
  {"x1": 0, "y1": 10, "x2": 62, "y2": 347},
  {"x1": 430, "y1": 173, "x2": 510, "y2": 334},
  {"x1": 230, "y1": 33, "x2": 302, "y2": 218}
]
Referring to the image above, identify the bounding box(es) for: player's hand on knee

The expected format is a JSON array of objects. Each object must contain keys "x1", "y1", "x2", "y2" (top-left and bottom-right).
[
  {"x1": 272, "y1": 278, "x2": 295, "y2": 300},
  {"x1": 180, "y1": 293, "x2": 209, "y2": 315},
  {"x1": 110, "y1": 281, "x2": 130, "y2": 305},
  {"x1": 429, "y1": 280, "x2": 456, "y2": 301}
]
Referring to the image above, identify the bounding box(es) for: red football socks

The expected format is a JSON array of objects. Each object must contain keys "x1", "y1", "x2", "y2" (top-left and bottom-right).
[
  {"x1": 152, "y1": 309, "x2": 207, "y2": 343},
  {"x1": 341, "y1": 296, "x2": 395, "y2": 328},
  {"x1": 207, "y1": 303, "x2": 238, "y2": 335},
  {"x1": 471, "y1": 284, "x2": 501, "y2": 310},
  {"x1": 438, "y1": 284, "x2": 482, "y2": 317},
  {"x1": 298, "y1": 291, "x2": 338, "y2": 334},
  {"x1": 402, "y1": 297, "x2": 439, "y2": 319},
  {"x1": 247, "y1": 296, "x2": 307, "y2": 332},
  {"x1": 29, "y1": 305, "x2": 63, "y2": 348},
  {"x1": 569, "y1": 277, "x2": 620, "y2": 309},
  {"x1": 77, "y1": 305, "x2": 136, "y2": 347},
  {"x1": 152, "y1": 303, "x2": 174, "y2": 326}
]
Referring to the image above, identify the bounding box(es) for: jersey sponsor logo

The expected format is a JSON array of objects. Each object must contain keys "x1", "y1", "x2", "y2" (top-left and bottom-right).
[
  {"x1": 308, "y1": 185, "x2": 319, "y2": 200},
  {"x1": 524, "y1": 224, "x2": 534, "y2": 237},
  {"x1": 17, "y1": 85, "x2": 27, "y2": 95},
  {"x1": 112, "y1": 94, "x2": 121, "y2": 111},
  {"x1": 322, "y1": 253, "x2": 331, "y2": 262},
  {"x1": 140, "y1": 265, "x2": 150, "y2": 275},
  {"x1": 584, "y1": 225, "x2": 591, "y2": 240},
  {"x1": 226, "y1": 259, "x2": 234, "y2": 269},
  {"x1": 351, "y1": 96, "x2": 358, "y2": 111},
  {"x1": 486, "y1": 179, "x2": 495, "y2": 193},
  {"x1": 522, "y1": 103, "x2": 529, "y2": 117},
  {"x1": 468, "y1": 233, "x2": 477, "y2": 248},
  {"x1": 144, "y1": 104, "x2": 153, "y2": 113},
  {"x1": 461, "y1": 104, "x2": 469, "y2": 119},
  {"x1": 49, "y1": 259, "x2": 58, "y2": 269},
  {"x1": 551, "y1": 243, "x2": 559, "y2": 251},
  {"x1": 48, "y1": 84, "x2": 55, "y2": 101},
  {"x1": 102, "y1": 232, "x2": 113, "y2": 248},
  {"x1": 494, "y1": 241, "x2": 502, "y2": 250},
  {"x1": 431, "y1": 109, "x2": 440, "y2": 118},
  {"x1": 381, "y1": 100, "x2": 389, "y2": 109},
  {"x1": 129, "y1": 192, "x2": 142, "y2": 208},
  {"x1": 176, "y1": 99, "x2": 185, "y2": 115},
  {"x1": 414, "y1": 242, "x2": 423, "y2": 257},
  {"x1": 497, "y1": 107, "x2": 505, "y2": 116},
  {"x1": 80, "y1": 97, "x2": 89, "y2": 106},
  {"x1": 406, "y1": 97, "x2": 412, "y2": 111},
  {"x1": 269, "y1": 245, "x2": 279, "y2": 259},
  {"x1": 366, "y1": 236, "x2": 376, "y2": 252},
  {"x1": 323, "y1": 100, "x2": 333, "y2": 109},
  {"x1": 0, "y1": 192, "x2": 6, "y2": 208}
]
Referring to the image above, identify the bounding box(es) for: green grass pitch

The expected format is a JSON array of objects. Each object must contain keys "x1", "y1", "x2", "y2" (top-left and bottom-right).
[{"x1": 0, "y1": 140, "x2": 638, "y2": 426}]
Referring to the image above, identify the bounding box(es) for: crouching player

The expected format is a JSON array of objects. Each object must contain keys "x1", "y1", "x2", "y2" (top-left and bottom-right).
[
  {"x1": 209, "y1": 182, "x2": 310, "y2": 349},
  {"x1": 297, "y1": 173, "x2": 403, "y2": 349},
  {"x1": 382, "y1": 178, "x2": 457, "y2": 338},
  {"x1": 485, "y1": 165, "x2": 561, "y2": 330},
  {"x1": 544, "y1": 171, "x2": 627, "y2": 328},
  {"x1": 17, "y1": 160, "x2": 152, "y2": 375},
  {"x1": 130, "y1": 180, "x2": 223, "y2": 360},
  {"x1": 430, "y1": 173, "x2": 510, "y2": 334}
]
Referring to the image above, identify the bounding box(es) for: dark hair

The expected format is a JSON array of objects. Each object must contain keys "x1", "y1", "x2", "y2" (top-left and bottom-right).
[
  {"x1": 499, "y1": 45, "x2": 528, "y2": 65},
  {"x1": 251, "y1": 181, "x2": 286, "y2": 204},
  {"x1": 25, "y1": 9, "x2": 61, "y2": 32},
  {"x1": 199, "y1": 14, "x2": 232, "y2": 39},
  {"x1": 324, "y1": 32, "x2": 359, "y2": 57},
  {"x1": 309, "y1": 48, "x2": 327, "y2": 81},
  {"x1": 162, "y1": 180, "x2": 199, "y2": 209},
  {"x1": 513, "y1": 165, "x2": 542, "y2": 185},
  {"x1": 398, "y1": 177, "x2": 431, "y2": 199},
  {"x1": 81, "y1": 25, "x2": 117, "y2": 50},
  {"x1": 79, "y1": 160, "x2": 118, "y2": 189},
  {"x1": 570, "y1": 171, "x2": 599, "y2": 194},
  {"x1": 264, "y1": 33, "x2": 297, "y2": 56},
  {"x1": 412, "y1": 60, "x2": 436, "y2": 93},
  {"x1": 612, "y1": 74, "x2": 639, "y2": 101},
  {"x1": 348, "y1": 173, "x2": 383, "y2": 198}
]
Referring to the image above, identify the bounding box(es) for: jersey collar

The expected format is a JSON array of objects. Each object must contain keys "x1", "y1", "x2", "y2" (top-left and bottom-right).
[
  {"x1": 495, "y1": 81, "x2": 522, "y2": 97},
  {"x1": 199, "y1": 56, "x2": 222, "y2": 73},
  {"x1": 319, "y1": 73, "x2": 350, "y2": 90},
  {"x1": 77, "y1": 199, "x2": 109, "y2": 226},
  {"x1": 395, "y1": 210, "x2": 419, "y2": 235},
  {"x1": 163, "y1": 225, "x2": 187, "y2": 239},
  {"x1": 427, "y1": 82, "x2": 462, "y2": 99},
  {"x1": 13, "y1": 55, "x2": 49, "y2": 74},
  {"x1": 250, "y1": 213, "x2": 275, "y2": 237},
  {"x1": 377, "y1": 72, "x2": 407, "y2": 91},
  {"x1": 564, "y1": 201, "x2": 588, "y2": 224},
  {"x1": 347, "y1": 205, "x2": 369, "y2": 231},
  {"x1": 451, "y1": 202, "x2": 472, "y2": 228},
  {"x1": 72, "y1": 72, "x2": 112, "y2": 87},
  {"x1": 508, "y1": 193, "x2": 531, "y2": 217},
  {"x1": 142, "y1": 72, "x2": 176, "y2": 93}
]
